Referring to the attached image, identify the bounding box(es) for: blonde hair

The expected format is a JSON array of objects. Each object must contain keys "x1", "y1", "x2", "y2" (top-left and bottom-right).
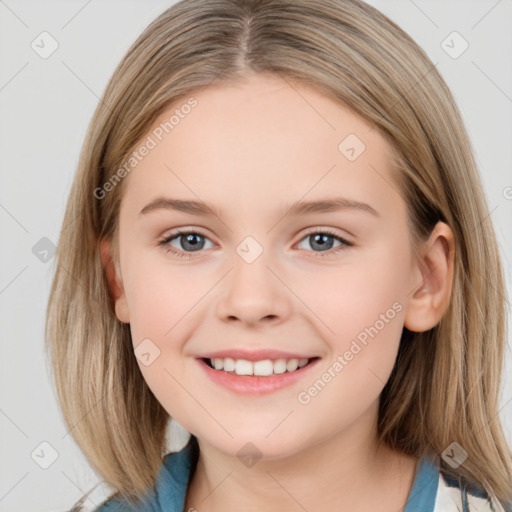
[{"x1": 45, "y1": 0, "x2": 512, "y2": 508}]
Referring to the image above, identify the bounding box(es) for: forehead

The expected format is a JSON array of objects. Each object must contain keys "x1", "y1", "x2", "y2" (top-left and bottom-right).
[{"x1": 120, "y1": 73, "x2": 400, "y2": 220}]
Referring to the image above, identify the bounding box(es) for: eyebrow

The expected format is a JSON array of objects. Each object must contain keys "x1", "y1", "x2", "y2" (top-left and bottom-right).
[{"x1": 138, "y1": 196, "x2": 380, "y2": 218}]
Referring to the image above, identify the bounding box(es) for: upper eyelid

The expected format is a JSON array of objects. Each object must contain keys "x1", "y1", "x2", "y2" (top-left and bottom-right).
[{"x1": 161, "y1": 227, "x2": 352, "y2": 245}]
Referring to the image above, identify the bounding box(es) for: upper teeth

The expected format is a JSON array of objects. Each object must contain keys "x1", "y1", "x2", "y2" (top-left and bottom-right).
[{"x1": 210, "y1": 358, "x2": 310, "y2": 376}]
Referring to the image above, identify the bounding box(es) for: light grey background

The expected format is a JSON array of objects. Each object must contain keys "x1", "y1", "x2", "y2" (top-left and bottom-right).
[{"x1": 1, "y1": 1, "x2": 511, "y2": 511}]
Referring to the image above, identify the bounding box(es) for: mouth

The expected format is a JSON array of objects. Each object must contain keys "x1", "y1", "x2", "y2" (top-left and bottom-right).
[
  {"x1": 201, "y1": 356, "x2": 320, "y2": 376},
  {"x1": 196, "y1": 356, "x2": 321, "y2": 395}
]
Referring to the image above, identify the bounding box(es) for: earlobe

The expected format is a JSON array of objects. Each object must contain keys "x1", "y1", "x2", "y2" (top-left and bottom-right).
[
  {"x1": 403, "y1": 222, "x2": 455, "y2": 333},
  {"x1": 99, "y1": 239, "x2": 130, "y2": 323}
]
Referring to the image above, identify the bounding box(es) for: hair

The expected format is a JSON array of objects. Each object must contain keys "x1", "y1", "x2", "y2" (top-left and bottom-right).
[{"x1": 44, "y1": 0, "x2": 512, "y2": 509}]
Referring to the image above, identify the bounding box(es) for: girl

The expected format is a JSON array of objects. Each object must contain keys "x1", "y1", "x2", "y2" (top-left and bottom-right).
[{"x1": 45, "y1": 0, "x2": 512, "y2": 511}]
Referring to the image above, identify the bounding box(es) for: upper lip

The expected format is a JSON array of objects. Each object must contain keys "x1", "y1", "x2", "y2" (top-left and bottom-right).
[{"x1": 196, "y1": 349, "x2": 319, "y2": 362}]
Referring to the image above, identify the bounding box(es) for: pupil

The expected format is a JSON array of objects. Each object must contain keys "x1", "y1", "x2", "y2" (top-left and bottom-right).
[
  {"x1": 182, "y1": 233, "x2": 204, "y2": 251},
  {"x1": 311, "y1": 233, "x2": 333, "y2": 251},
  {"x1": 180, "y1": 233, "x2": 334, "y2": 252}
]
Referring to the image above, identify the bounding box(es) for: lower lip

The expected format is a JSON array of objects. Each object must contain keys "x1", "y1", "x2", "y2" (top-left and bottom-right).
[{"x1": 196, "y1": 358, "x2": 320, "y2": 395}]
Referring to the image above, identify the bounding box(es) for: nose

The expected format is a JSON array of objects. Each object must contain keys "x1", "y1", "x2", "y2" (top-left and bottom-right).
[{"x1": 215, "y1": 251, "x2": 293, "y2": 328}]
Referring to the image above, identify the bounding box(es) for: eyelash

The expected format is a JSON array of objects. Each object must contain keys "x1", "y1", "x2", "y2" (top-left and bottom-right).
[{"x1": 158, "y1": 228, "x2": 353, "y2": 259}]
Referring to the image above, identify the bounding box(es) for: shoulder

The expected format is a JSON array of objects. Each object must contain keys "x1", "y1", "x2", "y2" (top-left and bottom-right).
[
  {"x1": 88, "y1": 437, "x2": 198, "y2": 512},
  {"x1": 88, "y1": 490, "x2": 156, "y2": 512},
  {"x1": 435, "y1": 466, "x2": 510, "y2": 512},
  {"x1": 405, "y1": 455, "x2": 511, "y2": 512}
]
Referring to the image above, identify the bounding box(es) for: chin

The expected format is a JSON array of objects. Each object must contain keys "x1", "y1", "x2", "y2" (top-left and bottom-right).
[{"x1": 201, "y1": 430, "x2": 308, "y2": 463}]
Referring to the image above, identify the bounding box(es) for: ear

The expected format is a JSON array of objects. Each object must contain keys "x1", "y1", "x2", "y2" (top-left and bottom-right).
[
  {"x1": 403, "y1": 221, "x2": 455, "y2": 332},
  {"x1": 99, "y1": 239, "x2": 130, "y2": 323}
]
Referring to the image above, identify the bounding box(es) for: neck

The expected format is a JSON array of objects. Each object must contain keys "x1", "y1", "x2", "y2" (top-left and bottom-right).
[{"x1": 184, "y1": 402, "x2": 418, "y2": 512}]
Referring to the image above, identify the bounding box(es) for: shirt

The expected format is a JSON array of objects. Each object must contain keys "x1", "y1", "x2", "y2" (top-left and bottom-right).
[{"x1": 91, "y1": 437, "x2": 510, "y2": 512}]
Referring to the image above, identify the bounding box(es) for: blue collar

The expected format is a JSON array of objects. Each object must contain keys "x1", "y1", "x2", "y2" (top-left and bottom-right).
[
  {"x1": 403, "y1": 455, "x2": 439, "y2": 512},
  {"x1": 155, "y1": 439, "x2": 198, "y2": 510}
]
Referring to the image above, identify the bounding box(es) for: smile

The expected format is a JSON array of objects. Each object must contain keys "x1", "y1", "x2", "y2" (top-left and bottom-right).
[
  {"x1": 197, "y1": 357, "x2": 321, "y2": 395},
  {"x1": 205, "y1": 357, "x2": 311, "y2": 376}
]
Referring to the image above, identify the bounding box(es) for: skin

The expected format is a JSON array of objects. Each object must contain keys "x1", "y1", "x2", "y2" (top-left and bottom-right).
[{"x1": 100, "y1": 72, "x2": 455, "y2": 511}]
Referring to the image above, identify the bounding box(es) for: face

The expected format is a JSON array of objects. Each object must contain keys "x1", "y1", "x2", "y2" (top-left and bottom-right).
[{"x1": 109, "y1": 72, "x2": 422, "y2": 460}]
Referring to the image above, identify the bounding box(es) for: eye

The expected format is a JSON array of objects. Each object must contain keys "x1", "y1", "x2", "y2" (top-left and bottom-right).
[
  {"x1": 296, "y1": 228, "x2": 353, "y2": 257},
  {"x1": 158, "y1": 230, "x2": 215, "y2": 258},
  {"x1": 158, "y1": 228, "x2": 353, "y2": 259}
]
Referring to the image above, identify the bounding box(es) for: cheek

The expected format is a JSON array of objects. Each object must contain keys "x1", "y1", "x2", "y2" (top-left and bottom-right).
[
  {"x1": 301, "y1": 244, "x2": 409, "y2": 395},
  {"x1": 302, "y1": 245, "x2": 408, "y2": 342},
  {"x1": 123, "y1": 261, "x2": 195, "y2": 417},
  {"x1": 124, "y1": 254, "x2": 201, "y2": 339},
  {"x1": 294, "y1": 260, "x2": 407, "y2": 434},
  {"x1": 122, "y1": 258, "x2": 210, "y2": 399}
]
